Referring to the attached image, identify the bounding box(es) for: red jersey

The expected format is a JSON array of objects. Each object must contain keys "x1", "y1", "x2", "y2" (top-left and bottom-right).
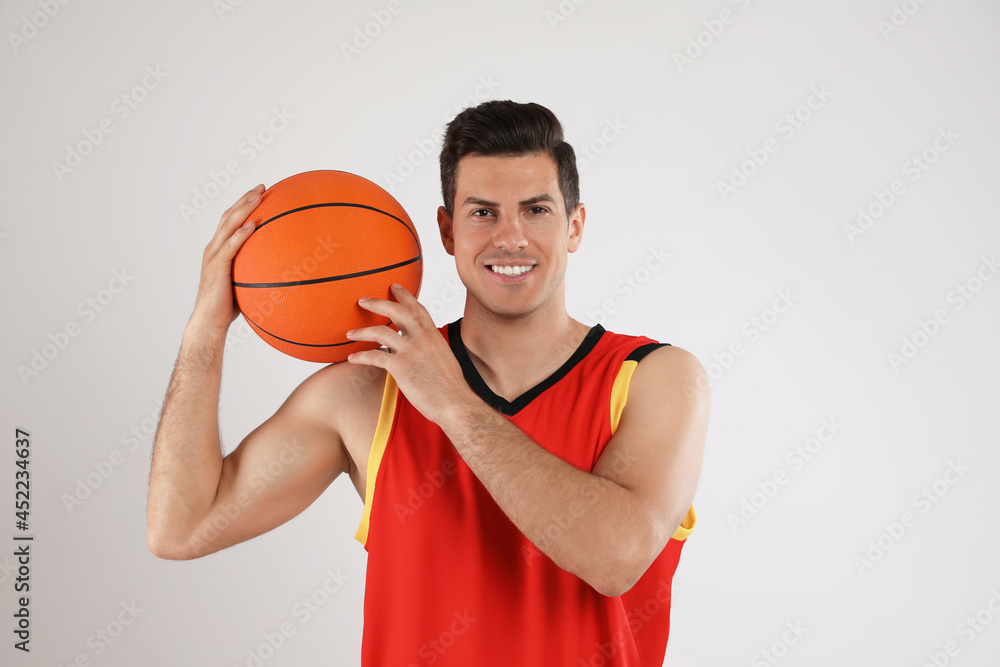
[{"x1": 354, "y1": 318, "x2": 696, "y2": 666}]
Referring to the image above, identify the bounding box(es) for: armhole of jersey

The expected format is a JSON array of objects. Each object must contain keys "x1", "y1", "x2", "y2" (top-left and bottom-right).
[
  {"x1": 610, "y1": 342, "x2": 695, "y2": 542},
  {"x1": 609, "y1": 359, "x2": 638, "y2": 436},
  {"x1": 354, "y1": 372, "x2": 399, "y2": 547},
  {"x1": 672, "y1": 505, "x2": 696, "y2": 542},
  {"x1": 610, "y1": 343, "x2": 669, "y2": 433}
]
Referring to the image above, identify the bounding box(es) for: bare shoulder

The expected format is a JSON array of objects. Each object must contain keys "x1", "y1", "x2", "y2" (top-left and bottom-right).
[
  {"x1": 296, "y1": 359, "x2": 387, "y2": 411},
  {"x1": 628, "y1": 344, "x2": 711, "y2": 412},
  {"x1": 638, "y1": 343, "x2": 706, "y2": 371},
  {"x1": 296, "y1": 361, "x2": 387, "y2": 497},
  {"x1": 595, "y1": 342, "x2": 708, "y2": 554}
]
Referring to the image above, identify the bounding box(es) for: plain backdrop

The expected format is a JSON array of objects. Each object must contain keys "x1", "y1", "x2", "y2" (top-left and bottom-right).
[{"x1": 2, "y1": 0, "x2": 999, "y2": 665}]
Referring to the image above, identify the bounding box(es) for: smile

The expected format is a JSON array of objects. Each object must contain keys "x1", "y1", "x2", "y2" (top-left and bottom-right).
[{"x1": 489, "y1": 265, "x2": 534, "y2": 276}]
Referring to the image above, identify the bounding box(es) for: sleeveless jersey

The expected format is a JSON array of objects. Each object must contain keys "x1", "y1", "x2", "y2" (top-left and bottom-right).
[{"x1": 354, "y1": 318, "x2": 697, "y2": 666}]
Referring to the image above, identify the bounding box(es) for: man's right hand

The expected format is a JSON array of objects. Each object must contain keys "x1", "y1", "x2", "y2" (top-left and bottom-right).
[{"x1": 189, "y1": 183, "x2": 265, "y2": 338}]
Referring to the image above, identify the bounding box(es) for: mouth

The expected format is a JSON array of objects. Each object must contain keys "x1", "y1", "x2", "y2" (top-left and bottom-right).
[
  {"x1": 487, "y1": 264, "x2": 535, "y2": 277},
  {"x1": 484, "y1": 262, "x2": 537, "y2": 284}
]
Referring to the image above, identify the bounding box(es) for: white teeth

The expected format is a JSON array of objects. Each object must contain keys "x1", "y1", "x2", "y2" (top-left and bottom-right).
[{"x1": 490, "y1": 265, "x2": 533, "y2": 276}]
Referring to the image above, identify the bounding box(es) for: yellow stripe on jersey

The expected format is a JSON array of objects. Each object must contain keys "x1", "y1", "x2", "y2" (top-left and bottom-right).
[
  {"x1": 673, "y1": 505, "x2": 697, "y2": 541},
  {"x1": 609, "y1": 359, "x2": 637, "y2": 435},
  {"x1": 355, "y1": 372, "x2": 399, "y2": 546},
  {"x1": 609, "y1": 357, "x2": 696, "y2": 543}
]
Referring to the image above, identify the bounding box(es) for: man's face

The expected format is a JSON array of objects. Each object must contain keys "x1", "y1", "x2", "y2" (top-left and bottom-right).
[{"x1": 437, "y1": 152, "x2": 584, "y2": 320}]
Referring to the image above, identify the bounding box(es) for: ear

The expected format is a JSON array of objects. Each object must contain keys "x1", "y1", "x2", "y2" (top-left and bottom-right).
[
  {"x1": 567, "y1": 203, "x2": 585, "y2": 254},
  {"x1": 437, "y1": 206, "x2": 455, "y2": 256}
]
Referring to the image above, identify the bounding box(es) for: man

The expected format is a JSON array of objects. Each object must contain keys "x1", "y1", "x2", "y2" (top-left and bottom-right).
[{"x1": 147, "y1": 100, "x2": 709, "y2": 666}]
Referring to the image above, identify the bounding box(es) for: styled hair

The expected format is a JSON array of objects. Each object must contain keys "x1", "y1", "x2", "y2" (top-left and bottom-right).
[{"x1": 439, "y1": 100, "x2": 579, "y2": 217}]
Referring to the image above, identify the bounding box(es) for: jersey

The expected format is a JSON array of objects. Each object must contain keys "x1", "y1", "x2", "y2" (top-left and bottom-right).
[{"x1": 354, "y1": 317, "x2": 697, "y2": 666}]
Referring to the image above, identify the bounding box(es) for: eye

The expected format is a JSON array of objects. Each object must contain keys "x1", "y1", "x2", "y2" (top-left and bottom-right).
[
  {"x1": 527, "y1": 206, "x2": 549, "y2": 215},
  {"x1": 471, "y1": 208, "x2": 494, "y2": 217}
]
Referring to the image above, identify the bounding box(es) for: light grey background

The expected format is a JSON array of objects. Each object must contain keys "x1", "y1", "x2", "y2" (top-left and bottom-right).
[{"x1": 2, "y1": 0, "x2": 999, "y2": 665}]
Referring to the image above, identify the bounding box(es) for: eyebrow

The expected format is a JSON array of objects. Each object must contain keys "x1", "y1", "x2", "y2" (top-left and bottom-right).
[{"x1": 462, "y1": 194, "x2": 557, "y2": 208}]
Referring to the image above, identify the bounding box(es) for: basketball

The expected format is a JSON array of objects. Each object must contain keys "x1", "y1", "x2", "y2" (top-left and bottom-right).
[{"x1": 232, "y1": 170, "x2": 423, "y2": 363}]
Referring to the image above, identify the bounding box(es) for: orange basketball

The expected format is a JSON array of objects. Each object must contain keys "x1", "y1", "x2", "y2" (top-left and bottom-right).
[{"x1": 232, "y1": 170, "x2": 422, "y2": 363}]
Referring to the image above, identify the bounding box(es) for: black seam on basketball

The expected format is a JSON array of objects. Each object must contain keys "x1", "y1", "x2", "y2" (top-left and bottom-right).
[
  {"x1": 233, "y1": 253, "x2": 422, "y2": 288},
  {"x1": 254, "y1": 202, "x2": 421, "y2": 250},
  {"x1": 240, "y1": 311, "x2": 360, "y2": 349}
]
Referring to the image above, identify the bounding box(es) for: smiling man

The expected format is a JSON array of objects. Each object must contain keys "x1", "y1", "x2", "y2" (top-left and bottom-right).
[{"x1": 147, "y1": 100, "x2": 709, "y2": 666}]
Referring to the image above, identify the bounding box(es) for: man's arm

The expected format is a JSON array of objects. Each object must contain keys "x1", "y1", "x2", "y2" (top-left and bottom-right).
[
  {"x1": 146, "y1": 185, "x2": 354, "y2": 560},
  {"x1": 146, "y1": 335, "x2": 354, "y2": 560},
  {"x1": 346, "y1": 284, "x2": 709, "y2": 597},
  {"x1": 438, "y1": 346, "x2": 708, "y2": 597}
]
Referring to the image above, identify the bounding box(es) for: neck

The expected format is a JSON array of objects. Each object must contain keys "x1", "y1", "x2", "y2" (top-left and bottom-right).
[{"x1": 458, "y1": 297, "x2": 592, "y2": 402}]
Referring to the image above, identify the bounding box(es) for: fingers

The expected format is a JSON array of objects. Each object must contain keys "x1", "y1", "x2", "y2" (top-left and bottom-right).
[
  {"x1": 357, "y1": 285, "x2": 426, "y2": 324},
  {"x1": 217, "y1": 184, "x2": 264, "y2": 234},
  {"x1": 388, "y1": 282, "x2": 417, "y2": 302},
  {"x1": 345, "y1": 324, "x2": 401, "y2": 350},
  {"x1": 207, "y1": 185, "x2": 265, "y2": 257},
  {"x1": 346, "y1": 348, "x2": 390, "y2": 368},
  {"x1": 386, "y1": 284, "x2": 435, "y2": 332},
  {"x1": 216, "y1": 220, "x2": 253, "y2": 266}
]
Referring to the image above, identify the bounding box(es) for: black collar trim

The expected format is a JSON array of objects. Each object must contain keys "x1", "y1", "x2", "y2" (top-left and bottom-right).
[{"x1": 447, "y1": 318, "x2": 606, "y2": 416}]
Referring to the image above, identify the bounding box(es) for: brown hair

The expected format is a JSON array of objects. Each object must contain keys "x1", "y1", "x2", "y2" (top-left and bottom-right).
[{"x1": 439, "y1": 100, "x2": 579, "y2": 217}]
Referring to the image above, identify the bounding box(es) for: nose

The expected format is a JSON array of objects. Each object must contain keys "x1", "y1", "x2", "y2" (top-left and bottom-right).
[{"x1": 493, "y1": 212, "x2": 528, "y2": 252}]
